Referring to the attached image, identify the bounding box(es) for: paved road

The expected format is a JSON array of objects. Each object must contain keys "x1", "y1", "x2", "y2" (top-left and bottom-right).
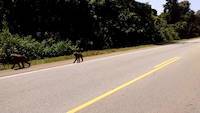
[{"x1": 1, "y1": 38, "x2": 200, "y2": 113}]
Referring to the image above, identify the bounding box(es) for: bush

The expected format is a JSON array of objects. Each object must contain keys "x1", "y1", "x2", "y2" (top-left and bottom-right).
[
  {"x1": 43, "y1": 40, "x2": 77, "y2": 57},
  {"x1": 154, "y1": 17, "x2": 180, "y2": 42},
  {"x1": 159, "y1": 25, "x2": 179, "y2": 41},
  {"x1": 0, "y1": 26, "x2": 78, "y2": 60}
]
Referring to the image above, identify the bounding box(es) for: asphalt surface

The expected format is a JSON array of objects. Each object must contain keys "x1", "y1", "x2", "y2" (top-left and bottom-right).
[{"x1": 1, "y1": 38, "x2": 200, "y2": 113}]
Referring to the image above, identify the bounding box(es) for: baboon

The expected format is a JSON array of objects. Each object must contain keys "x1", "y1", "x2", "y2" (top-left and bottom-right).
[
  {"x1": 73, "y1": 51, "x2": 83, "y2": 63},
  {"x1": 0, "y1": 58, "x2": 6, "y2": 69},
  {"x1": 10, "y1": 54, "x2": 31, "y2": 69}
]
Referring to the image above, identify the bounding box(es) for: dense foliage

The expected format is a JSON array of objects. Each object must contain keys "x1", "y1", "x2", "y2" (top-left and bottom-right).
[
  {"x1": 162, "y1": 0, "x2": 200, "y2": 38},
  {"x1": 0, "y1": 21, "x2": 77, "y2": 60},
  {"x1": 0, "y1": 0, "x2": 199, "y2": 60}
]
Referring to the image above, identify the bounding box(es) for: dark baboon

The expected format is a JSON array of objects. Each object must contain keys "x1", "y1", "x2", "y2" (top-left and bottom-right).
[
  {"x1": 73, "y1": 51, "x2": 83, "y2": 63},
  {"x1": 0, "y1": 58, "x2": 6, "y2": 69},
  {"x1": 10, "y1": 54, "x2": 31, "y2": 69}
]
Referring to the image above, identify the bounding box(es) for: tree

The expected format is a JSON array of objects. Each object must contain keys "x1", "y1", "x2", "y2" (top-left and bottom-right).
[
  {"x1": 164, "y1": 0, "x2": 180, "y2": 24},
  {"x1": 191, "y1": 10, "x2": 200, "y2": 36},
  {"x1": 162, "y1": 0, "x2": 199, "y2": 38},
  {"x1": 1, "y1": 0, "x2": 199, "y2": 53}
]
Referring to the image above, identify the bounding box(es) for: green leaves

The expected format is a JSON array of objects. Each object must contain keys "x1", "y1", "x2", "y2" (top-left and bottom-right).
[
  {"x1": 0, "y1": 29, "x2": 78, "y2": 60},
  {"x1": 0, "y1": 0, "x2": 199, "y2": 54}
]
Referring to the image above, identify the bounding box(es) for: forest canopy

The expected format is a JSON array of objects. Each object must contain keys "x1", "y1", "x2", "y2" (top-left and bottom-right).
[{"x1": 0, "y1": 0, "x2": 199, "y2": 60}]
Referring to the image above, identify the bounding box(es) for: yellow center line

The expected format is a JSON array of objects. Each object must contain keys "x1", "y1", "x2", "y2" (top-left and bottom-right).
[
  {"x1": 154, "y1": 57, "x2": 179, "y2": 68},
  {"x1": 67, "y1": 57, "x2": 181, "y2": 113}
]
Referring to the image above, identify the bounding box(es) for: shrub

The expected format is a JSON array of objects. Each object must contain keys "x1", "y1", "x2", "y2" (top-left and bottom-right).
[
  {"x1": 154, "y1": 17, "x2": 180, "y2": 42},
  {"x1": 0, "y1": 25, "x2": 78, "y2": 60},
  {"x1": 43, "y1": 40, "x2": 77, "y2": 57},
  {"x1": 159, "y1": 25, "x2": 179, "y2": 41}
]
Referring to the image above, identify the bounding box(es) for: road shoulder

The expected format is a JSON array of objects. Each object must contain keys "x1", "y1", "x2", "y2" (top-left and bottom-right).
[{"x1": 0, "y1": 45, "x2": 157, "y2": 77}]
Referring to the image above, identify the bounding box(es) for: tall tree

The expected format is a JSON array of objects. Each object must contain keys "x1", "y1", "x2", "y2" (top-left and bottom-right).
[{"x1": 164, "y1": 0, "x2": 180, "y2": 24}]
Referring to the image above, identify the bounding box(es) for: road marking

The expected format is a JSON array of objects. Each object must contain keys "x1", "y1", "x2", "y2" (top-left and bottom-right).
[
  {"x1": 0, "y1": 46, "x2": 165, "y2": 80},
  {"x1": 154, "y1": 57, "x2": 179, "y2": 68},
  {"x1": 67, "y1": 57, "x2": 181, "y2": 113}
]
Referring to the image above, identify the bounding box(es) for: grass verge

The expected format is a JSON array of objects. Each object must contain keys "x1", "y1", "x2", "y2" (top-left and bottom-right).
[{"x1": 0, "y1": 44, "x2": 155, "y2": 70}]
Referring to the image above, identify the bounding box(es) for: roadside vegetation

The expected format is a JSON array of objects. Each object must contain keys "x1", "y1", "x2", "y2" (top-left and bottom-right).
[
  {"x1": 0, "y1": 0, "x2": 200, "y2": 70},
  {"x1": 1, "y1": 44, "x2": 155, "y2": 70}
]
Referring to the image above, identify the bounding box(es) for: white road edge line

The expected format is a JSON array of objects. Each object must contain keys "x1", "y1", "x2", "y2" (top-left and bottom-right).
[{"x1": 0, "y1": 45, "x2": 168, "y2": 80}]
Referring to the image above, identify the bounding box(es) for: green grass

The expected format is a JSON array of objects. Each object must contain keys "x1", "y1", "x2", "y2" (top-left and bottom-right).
[
  {"x1": 32, "y1": 44, "x2": 155, "y2": 65},
  {"x1": 1, "y1": 37, "x2": 200, "y2": 71},
  {"x1": 0, "y1": 44, "x2": 154, "y2": 70}
]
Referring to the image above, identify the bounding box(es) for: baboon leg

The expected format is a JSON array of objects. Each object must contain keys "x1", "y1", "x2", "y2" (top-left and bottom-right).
[
  {"x1": 74, "y1": 58, "x2": 77, "y2": 63},
  {"x1": 18, "y1": 63, "x2": 22, "y2": 69},
  {"x1": 11, "y1": 64, "x2": 16, "y2": 69},
  {"x1": 26, "y1": 61, "x2": 31, "y2": 67},
  {"x1": 22, "y1": 62, "x2": 25, "y2": 68},
  {"x1": 81, "y1": 56, "x2": 83, "y2": 62}
]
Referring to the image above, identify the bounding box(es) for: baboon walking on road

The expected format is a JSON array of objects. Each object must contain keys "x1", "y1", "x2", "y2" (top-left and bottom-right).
[
  {"x1": 11, "y1": 54, "x2": 31, "y2": 69},
  {"x1": 73, "y1": 51, "x2": 83, "y2": 63}
]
